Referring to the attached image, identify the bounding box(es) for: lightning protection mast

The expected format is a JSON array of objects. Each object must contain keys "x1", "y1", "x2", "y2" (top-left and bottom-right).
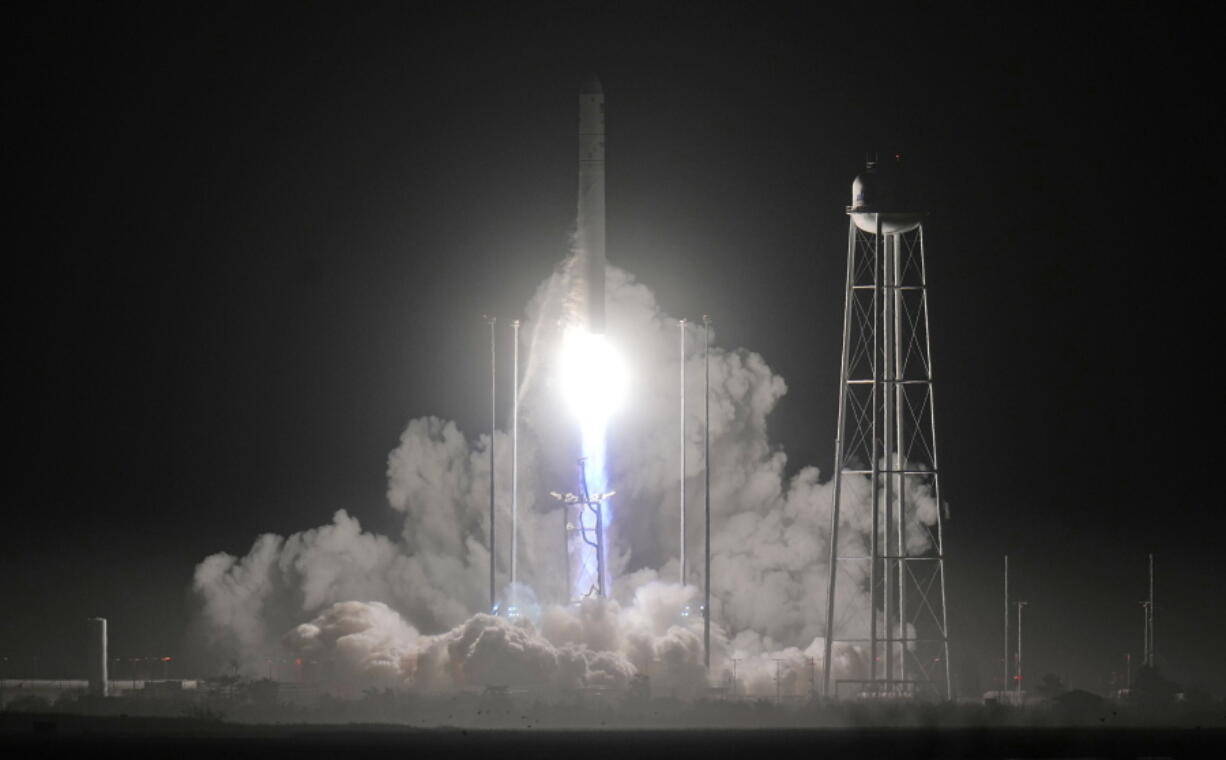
[
  {"x1": 680, "y1": 318, "x2": 687, "y2": 587},
  {"x1": 822, "y1": 156, "x2": 952, "y2": 700},
  {"x1": 1144, "y1": 553, "x2": 1155, "y2": 667},
  {"x1": 488, "y1": 315, "x2": 497, "y2": 612}
]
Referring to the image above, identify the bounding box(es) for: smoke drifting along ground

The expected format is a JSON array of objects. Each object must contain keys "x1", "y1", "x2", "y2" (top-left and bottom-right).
[{"x1": 193, "y1": 259, "x2": 939, "y2": 698}]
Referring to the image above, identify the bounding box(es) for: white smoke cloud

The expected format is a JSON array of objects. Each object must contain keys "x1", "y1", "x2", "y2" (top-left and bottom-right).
[
  {"x1": 284, "y1": 601, "x2": 421, "y2": 687},
  {"x1": 192, "y1": 258, "x2": 940, "y2": 697},
  {"x1": 278, "y1": 582, "x2": 703, "y2": 695}
]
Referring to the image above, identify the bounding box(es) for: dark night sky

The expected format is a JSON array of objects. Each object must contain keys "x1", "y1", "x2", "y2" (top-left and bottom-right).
[{"x1": 10, "y1": 2, "x2": 1221, "y2": 695}]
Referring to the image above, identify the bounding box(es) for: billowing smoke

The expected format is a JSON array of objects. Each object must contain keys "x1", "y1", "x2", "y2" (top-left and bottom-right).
[
  {"x1": 192, "y1": 258, "x2": 940, "y2": 698},
  {"x1": 279, "y1": 581, "x2": 704, "y2": 696}
]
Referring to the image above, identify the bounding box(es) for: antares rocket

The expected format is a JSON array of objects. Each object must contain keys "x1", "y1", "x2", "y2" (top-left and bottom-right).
[
  {"x1": 577, "y1": 73, "x2": 606, "y2": 333},
  {"x1": 558, "y1": 74, "x2": 616, "y2": 602}
]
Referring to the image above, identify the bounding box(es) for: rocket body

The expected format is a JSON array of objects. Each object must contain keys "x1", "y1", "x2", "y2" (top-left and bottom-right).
[
  {"x1": 577, "y1": 74, "x2": 606, "y2": 333},
  {"x1": 564, "y1": 75, "x2": 613, "y2": 602}
]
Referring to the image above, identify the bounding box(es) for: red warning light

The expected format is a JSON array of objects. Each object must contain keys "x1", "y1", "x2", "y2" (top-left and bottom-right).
[
  {"x1": 160, "y1": 656, "x2": 172, "y2": 662},
  {"x1": 295, "y1": 658, "x2": 303, "y2": 666}
]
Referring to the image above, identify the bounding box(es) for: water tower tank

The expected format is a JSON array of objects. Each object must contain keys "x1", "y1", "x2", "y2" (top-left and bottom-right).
[{"x1": 848, "y1": 158, "x2": 922, "y2": 234}]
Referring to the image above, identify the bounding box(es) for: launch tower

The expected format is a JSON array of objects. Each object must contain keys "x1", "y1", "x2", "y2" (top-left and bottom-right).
[
  {"x1": 552, "y1": 458, "x2": 615, "y2": 600},
  {"x1": 822, "y1": 158, "x2": 952, "y2": 699}
]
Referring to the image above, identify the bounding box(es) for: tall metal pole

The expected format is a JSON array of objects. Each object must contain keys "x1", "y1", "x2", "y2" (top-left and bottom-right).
[
  {"x1": 823, "y1": 220, "x2": 857, "y2": 697},
  {"x1": 893, "y1": 232, "x2": 907, "y2": 689},
  {"x1": 511, "y1": 319, "x2": 520, "y2": 592},
  {"x1": 1004, "y1": 555, "x2": 1009, "y2": 693},
  {"x1": 918, "y1": 223, "x2": 952, "y2": 698},
  {"x1": 1016, "y1": 600, "x2": 1027, "y2": 698},
  {"x1": 883, "y1": 228, "x2": 895, "y2": 689},
  {"x1": 1148, "y1": 553, "x2": 1155, "y2": 667},
  {"x1": 680, "y1": 318, "x2": 687, "y2": 586},
  {"x1": 703, "y1": 314, "x2": 712, "y2": 669},
  {"x1": 1141, "y1": 601, "x2": 1150, "y2": 668},
  {"x1": 869, "y1": 214, "x2": 882, "y2": 687},
  {"x1": 488, "y1": 316, "x2": 497, "y2": 612}
]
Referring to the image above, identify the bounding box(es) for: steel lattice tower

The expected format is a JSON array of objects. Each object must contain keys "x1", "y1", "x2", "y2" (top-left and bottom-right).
[{"x1": 822, "y1": 159, "x2": 952, "y2": 700}]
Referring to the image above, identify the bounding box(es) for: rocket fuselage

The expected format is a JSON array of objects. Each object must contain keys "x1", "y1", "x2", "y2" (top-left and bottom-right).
[{"x1": 578, "y1": 75, "x2": 606, "y2": 333}]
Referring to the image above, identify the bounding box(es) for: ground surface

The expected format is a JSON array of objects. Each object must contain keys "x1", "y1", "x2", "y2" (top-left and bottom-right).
[{"x1": 3, "y1": 714, "x2": 1225, "y2": 758}]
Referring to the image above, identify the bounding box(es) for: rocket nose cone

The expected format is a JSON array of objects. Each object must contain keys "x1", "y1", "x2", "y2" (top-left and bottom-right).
[{"x1": 580, "y1": 73, "x2": 602, "y2": 95}]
